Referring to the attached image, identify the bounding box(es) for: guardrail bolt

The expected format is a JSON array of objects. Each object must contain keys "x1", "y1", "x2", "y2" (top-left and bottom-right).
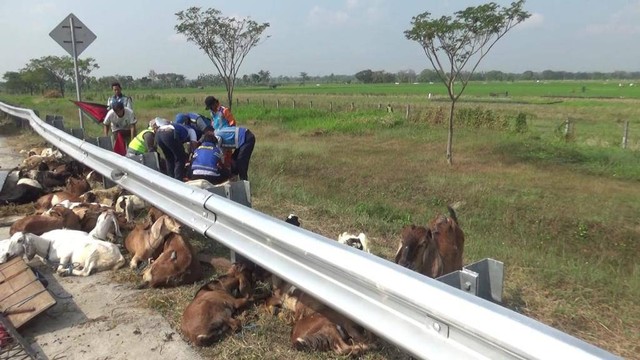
[
  {"x1": 433, "y1": 322, "x2": 441, "y2": 332},
  {"x1": 464, "y1": 282, "x2": 472, "y2": 291}
]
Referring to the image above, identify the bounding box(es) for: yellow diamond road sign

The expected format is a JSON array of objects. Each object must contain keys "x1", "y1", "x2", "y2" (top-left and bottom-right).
[{"x1": 49, "y1": 13, "x2": 96, "y2": 57}]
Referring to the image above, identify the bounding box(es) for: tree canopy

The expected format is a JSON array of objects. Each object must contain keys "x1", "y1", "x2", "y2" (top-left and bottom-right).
[
  {"x1": 405, "y1": 0, "x2": 530, "y2": 165},
  {"x1": 175, "y1": 7, "x2": 269, "y2": 109}
]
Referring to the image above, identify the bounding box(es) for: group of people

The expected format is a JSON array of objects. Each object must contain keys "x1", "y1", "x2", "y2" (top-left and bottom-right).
[{"x1": 102, "y1": 82, "x2": 256, "y2": 185}]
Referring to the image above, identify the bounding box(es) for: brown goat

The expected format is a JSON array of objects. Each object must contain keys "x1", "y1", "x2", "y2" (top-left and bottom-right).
[
  {"x1": 267, "y1": 280, "x2": 376, "y2": 356},
  {"x1": 290, "y1": 307, "x2": 376, "y2": 357},
  {"x1": 428, "y1": 206, "x2": 465, "y2": 275},
  {"x1": 395, "y1": 206, "x2": 464, "y2": 278},
  {"x1": 65, "y1": 176, "x2": 91, "y2": 196},
  {"x1": 124, "y1": 215, "x2": 183, "y2": 269},
  {"x1": 9, "y1": 206, "x2": 81, "y2": 236},
  {"x1": 33, "y1": 177, "x2": 89, "y2": 210},
  {"x1": 180, "y1": 264, "x2": 253, "y2": 346},
  {"x1": 35, "y1": 192, "x2": 81, "y2": 210},
  {"x1": 140, "y1": 233, "x2": 203, "y2": 288}
]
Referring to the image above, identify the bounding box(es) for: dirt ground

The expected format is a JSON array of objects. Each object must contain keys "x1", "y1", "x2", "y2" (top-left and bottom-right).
[{"x1": 0, "y1": 134, "x2": 202, "y2": 360}]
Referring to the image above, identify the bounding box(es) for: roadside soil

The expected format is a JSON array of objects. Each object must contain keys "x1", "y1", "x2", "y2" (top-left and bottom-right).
[{"x1": 0, "y1": 133, "x2": 202, "y2": 360}]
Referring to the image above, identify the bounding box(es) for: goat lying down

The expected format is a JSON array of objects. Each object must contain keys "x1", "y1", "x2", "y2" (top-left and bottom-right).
[
  {"x1": 267, "y1": 278, "x2": 376, "y2": 356},
  {"x1": 265, "y1": 215, "x2": 376, "y2": 356},
  {"x1": 180, "y1": 263, "x2": 253, "y2": 346},
  {"x1": 2, "y1": 231, "x2": 125, "y2": 276},
  {"x1": 140, "y1": 233, "x2": 203, "y2": 288},
  {"x1": 10, "y1": 206, "x2": 81, "y2": 236},
  {"x1": 125, "y1": 215, "x2": 183, "y2": 269}
]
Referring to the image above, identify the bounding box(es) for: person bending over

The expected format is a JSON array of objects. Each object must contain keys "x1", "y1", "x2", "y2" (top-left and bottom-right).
[
  {"x1": 215, "y1": 126, "x2": 256, "y2": 181},
  {"x1": 103, "y1": 101, "x2": 136, "y2": 155},
  {"x1": 189, "y1": 131, "x2": 229, "y2": 185},
  {"x1": 155, "y1": 121, "x2": 198, "y2": 180}
]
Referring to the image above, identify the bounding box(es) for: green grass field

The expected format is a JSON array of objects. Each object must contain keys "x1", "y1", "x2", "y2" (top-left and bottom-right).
[{"x1": 1, "y1": 81, "x2": 639, "y2": 359}]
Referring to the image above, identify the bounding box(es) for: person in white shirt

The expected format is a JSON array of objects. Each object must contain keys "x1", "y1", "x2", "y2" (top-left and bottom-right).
[{"x1": 103, "y1": 102, "x2": 137, "y2": 153}]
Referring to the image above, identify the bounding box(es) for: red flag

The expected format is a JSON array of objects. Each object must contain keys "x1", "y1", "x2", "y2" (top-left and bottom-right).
[
  {"x1": 70, "y1": 100, "x2": 109, "y2": 124},
  {"x1": 113, "y1": 132, "x2": 126, "y2": 156}
]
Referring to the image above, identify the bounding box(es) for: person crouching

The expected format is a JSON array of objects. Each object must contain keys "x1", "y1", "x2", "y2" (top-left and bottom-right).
[
  {"x1": 189, "y1": 131, "x2": 229, "y2": 185},
  {"x1": 126, "y1": 117, "x2": 161, "y2": 157}
]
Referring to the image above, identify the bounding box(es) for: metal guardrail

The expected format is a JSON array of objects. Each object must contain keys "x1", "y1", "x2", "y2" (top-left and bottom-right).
[{"x1": 0, "y1": 102, "x2": 620, "y2": 360}]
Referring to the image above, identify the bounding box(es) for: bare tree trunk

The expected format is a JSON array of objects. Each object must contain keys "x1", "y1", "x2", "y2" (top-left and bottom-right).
[
  {"x1": 226, "y1": 88, "x2": 233, "y2": 110},
  {"x1": 446, "y1": 100, "x2": 455, "y2": 165}
]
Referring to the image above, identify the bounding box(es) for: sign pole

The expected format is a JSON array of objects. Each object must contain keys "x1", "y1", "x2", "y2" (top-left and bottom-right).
[{"x1": 69, "y1": 16, "x2": 84, "y2": 130}]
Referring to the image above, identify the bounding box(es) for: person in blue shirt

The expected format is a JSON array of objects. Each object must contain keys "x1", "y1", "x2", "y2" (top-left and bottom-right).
[
  {"x1": 204, "y1": 96, "x2": 236, "y2": 130},
  {"x1": 174, "y1": 112, "x2": 211, "y2": 140},
  {"x1": 155, "y1": 120, "x2": 198, "y2": 180},
  {"x1": 213, "y1": 126, "x2": 256, "y2": 181},
  {"x1": 189, "y1": 131, "x2": 229, "y2": 185}
]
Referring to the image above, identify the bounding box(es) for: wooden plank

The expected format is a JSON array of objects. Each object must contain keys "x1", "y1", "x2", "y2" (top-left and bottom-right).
[{"x1": 0, "y1": 257, "x2": 56, "y2": 328}]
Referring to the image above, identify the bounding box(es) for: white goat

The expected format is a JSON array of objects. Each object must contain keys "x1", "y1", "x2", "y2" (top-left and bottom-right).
[
  {"x1": 115, "y1": 194, "x2": 148, "y2": 222},
  {"x1": 4, "y1": 231, "x2": 125, "y2": 276},
  {"x1": 0, "y1": 239, "x2": 11, "y2": 263},
  {"x1": 337, "y1": 232, "x2": 370, "y2": 253},
  {"x1": 88, "y1": 210, "x2": 122, "y2": 242},
  {"x1": 184, "y1": 179, "x2": 217, "y2": 189}
]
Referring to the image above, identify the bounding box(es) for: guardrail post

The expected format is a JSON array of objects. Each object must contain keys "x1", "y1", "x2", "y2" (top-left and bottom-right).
[
  {"x1": 68, "y1": 128, "x2": 85, "y2": 140},
  {"x1": 96, "y1": 136, "x2": 117, "y2": 188},
  {"x1": 207, "y1": 180, "x2": 252, "y2": 263},
  {"x1": 128, "y1": 152, "x2": 161, "y2": 172}
]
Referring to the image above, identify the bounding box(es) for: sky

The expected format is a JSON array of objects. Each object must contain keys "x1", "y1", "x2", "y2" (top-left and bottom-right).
[{"x1": 1, "y1": 0, "x2": 640, "y2": 80}]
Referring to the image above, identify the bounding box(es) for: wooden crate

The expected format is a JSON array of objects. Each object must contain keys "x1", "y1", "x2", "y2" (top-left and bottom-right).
[{"x1": 0, "y1": 257, "x2": 56, "y2": 328}]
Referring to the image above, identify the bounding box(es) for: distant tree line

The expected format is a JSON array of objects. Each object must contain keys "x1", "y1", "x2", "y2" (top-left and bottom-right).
[{"x1": 3, "y1": 55, "x2": 640, "y2": 96}]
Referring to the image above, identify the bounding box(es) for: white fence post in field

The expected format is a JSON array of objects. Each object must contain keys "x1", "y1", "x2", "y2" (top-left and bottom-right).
[
  {"x1": 563, "y1": 118, "x2": 574, "y2": 140},
  {"x1": 622, "y1": 120, "x2": 629, "y2": 149},
  {"x1": 406, "y1": 104, "x2": 410, "y2": 119}
]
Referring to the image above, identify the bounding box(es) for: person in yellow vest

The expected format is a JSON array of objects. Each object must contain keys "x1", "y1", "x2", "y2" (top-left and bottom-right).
[{"x1": 126, "y1": 117, "x2": 164, "y2": 157}]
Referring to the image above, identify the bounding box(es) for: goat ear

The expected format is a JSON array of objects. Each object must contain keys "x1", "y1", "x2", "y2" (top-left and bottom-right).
[
  {"x1": 150, "y1": 216, "x2": 164, "y2": 242},
  {"x1": 111, "y1": 213, "x2": 122, "y2": 237},
  {"x1": 16, "y1": 234, "x2": 26, "y2": 244},
  {"x1": 422, "y1": 238, "x2": 443, "y2": 278}
]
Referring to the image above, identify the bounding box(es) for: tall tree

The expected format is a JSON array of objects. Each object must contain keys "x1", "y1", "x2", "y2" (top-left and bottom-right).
[
  {"x1": 405, "y1": 1, "x2": 530, "y2": 165},
  {"x1": 355, "y1": 69, "x2": 373, "y2": 84},
  {"x1": 258, "y1": 69, "x2": 271, "y2": 85},
  {"x1": 175, "y1": 7, "x2": 269, "y2": 109},
  {"x1": 300, "y1": 72, "x2": 309, "y2": 85},
  {"x1": 25, "y1": 55, "x2": 98, "y2": 97}
]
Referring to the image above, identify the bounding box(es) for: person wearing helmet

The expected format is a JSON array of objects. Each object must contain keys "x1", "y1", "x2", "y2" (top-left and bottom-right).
[
  {"x1": 126, "y1": 117, "x2": 163, "y2": 157},
  {"x1": 174, "y1": 112, "x2": 211, "y2": 139}
]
